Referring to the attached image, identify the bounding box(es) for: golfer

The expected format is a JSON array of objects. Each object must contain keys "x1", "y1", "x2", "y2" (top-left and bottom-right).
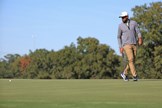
[{"x1": 117, "y1": 11, "x2": 143, "y2": 81}]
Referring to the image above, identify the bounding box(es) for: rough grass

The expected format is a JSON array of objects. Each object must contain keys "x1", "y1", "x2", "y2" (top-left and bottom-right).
[{"x1": 0, "y1": 79, "x2": 162, "y2": 108}]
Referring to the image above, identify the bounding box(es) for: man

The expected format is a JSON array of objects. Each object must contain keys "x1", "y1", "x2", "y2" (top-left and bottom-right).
[{"x1": 117, "y1": 11, "x2": 143, "y2": 81}]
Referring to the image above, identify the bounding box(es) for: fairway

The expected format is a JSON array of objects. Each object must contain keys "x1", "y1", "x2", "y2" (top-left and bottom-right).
[{"x1": 0, "y1": 79, "x2": 162, "y2": 108}]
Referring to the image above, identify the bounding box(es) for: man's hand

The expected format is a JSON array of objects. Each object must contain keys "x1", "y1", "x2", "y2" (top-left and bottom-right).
[
  {"x1": 138, "y1": 37, "x2": 143, "y2": 45},
  {"x1": 120, "y1": 47, "x2": 124, "y2": 54}
]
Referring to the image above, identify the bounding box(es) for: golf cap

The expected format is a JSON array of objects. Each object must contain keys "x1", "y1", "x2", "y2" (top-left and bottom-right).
[{"x1": 119, "y1": 11, "x2": 128, "y2": 18}]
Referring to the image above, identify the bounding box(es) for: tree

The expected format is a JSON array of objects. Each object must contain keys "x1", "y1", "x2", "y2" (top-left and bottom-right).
[
  {"x1": 19, "y1": 56, "x2": 31, "y2": 75},
  {"x1": 26, "y1": 49, "x2": 51, "y2": 79},
  {"x1": 0, "y1": 54, "x2": 21, "y2": 78},
  {"x1": 51, "y1": 43, "x2": 78, "y2": 79},
  {"x1": 0, "y1": 60, "x2": 8, "y2": 78},
  {"x1": 76, "y1": 37, "x2": 120, "y2": 79},
  {"x1": 131, "y1": 2, "x2": 162, "y2": 78}
]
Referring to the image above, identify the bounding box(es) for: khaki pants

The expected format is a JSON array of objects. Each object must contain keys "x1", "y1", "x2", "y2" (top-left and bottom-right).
[{"x1": 123, "y1": 44, "x2": 137, "y2": 77}]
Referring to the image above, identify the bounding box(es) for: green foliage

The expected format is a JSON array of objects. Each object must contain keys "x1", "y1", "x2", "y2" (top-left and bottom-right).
[
  {"x1": 0, "y1": 37, "x2": 121, "y2": 79},
  {"x1": 131, "y1": 1, "x2": 162, "y2": 78},
  {"x1": 0, "y1": 54, "x2": 20, "y2": 78},
  {"x1": 26, "y1": 49, "x2": 52, "y2": 79}
]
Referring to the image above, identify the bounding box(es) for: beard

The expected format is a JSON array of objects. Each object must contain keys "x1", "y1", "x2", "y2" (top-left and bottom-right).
[{"x1": 123, "y1": 19, "x2": 128, "y2": 23}]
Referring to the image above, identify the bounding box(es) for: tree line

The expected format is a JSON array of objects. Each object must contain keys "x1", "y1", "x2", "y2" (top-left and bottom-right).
[
  {"x1": 0, "y1": 37, "x2": 121, "y2": 79},
  {"x1": 0, "y1": 2, "x2": 161, "y2": 79}
]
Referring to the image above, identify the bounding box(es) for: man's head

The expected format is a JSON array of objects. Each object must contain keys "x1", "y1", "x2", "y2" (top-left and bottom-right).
[{"x1": 119, "y1": 11, "x2": 129, "y2": 23}]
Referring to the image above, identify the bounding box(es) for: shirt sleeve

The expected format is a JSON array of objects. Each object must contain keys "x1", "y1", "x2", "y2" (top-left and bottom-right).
[
  {"x1": 134, "y1": 22, "x2": 142, "y2": 38},
  {"x1": 117, "y1": 25, "x2": 122, "y2": 48}
]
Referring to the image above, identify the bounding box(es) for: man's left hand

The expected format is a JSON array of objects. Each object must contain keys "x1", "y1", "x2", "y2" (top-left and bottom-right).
[{"x1": 138, "y1": 38, "x2": 143, "y2": 45}]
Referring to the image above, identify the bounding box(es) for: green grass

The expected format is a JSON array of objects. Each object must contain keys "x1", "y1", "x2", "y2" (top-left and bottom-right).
[{"x1": 0, "y1": 79, "x2": 162, "y2": 108}]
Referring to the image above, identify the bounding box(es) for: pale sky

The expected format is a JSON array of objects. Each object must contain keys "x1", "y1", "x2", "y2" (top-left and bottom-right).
[{"x1": 0, "y1": 0, "x2": 158, "y2": 58}]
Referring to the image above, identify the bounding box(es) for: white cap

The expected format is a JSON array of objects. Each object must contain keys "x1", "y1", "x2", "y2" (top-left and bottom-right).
[{"x1": 119, "y1": 11, "x2": 128, "y2": 18}]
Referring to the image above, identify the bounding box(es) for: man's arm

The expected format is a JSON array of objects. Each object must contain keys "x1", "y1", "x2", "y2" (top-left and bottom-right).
[
  {"x1": 117, "y1": 26, "x2": 124, "y2": 53},
  {"x1": 134, "y1": 22, "x2": 143, "y2": 45}
]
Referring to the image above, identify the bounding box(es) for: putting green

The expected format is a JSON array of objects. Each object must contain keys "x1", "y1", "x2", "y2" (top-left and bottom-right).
[{"x1": 0, "y1": 79, "x2": 162, "y2": 108}]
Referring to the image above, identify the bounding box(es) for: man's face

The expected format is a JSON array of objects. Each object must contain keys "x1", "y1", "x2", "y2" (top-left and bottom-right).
[{"x1": 122, "y1": 16, "x2": 128, "y2": 23}]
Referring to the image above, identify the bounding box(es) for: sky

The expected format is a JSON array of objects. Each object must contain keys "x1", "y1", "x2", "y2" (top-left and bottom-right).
[{"x1": 0, "y1": 0, "x2": 159, "y2": 58}]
